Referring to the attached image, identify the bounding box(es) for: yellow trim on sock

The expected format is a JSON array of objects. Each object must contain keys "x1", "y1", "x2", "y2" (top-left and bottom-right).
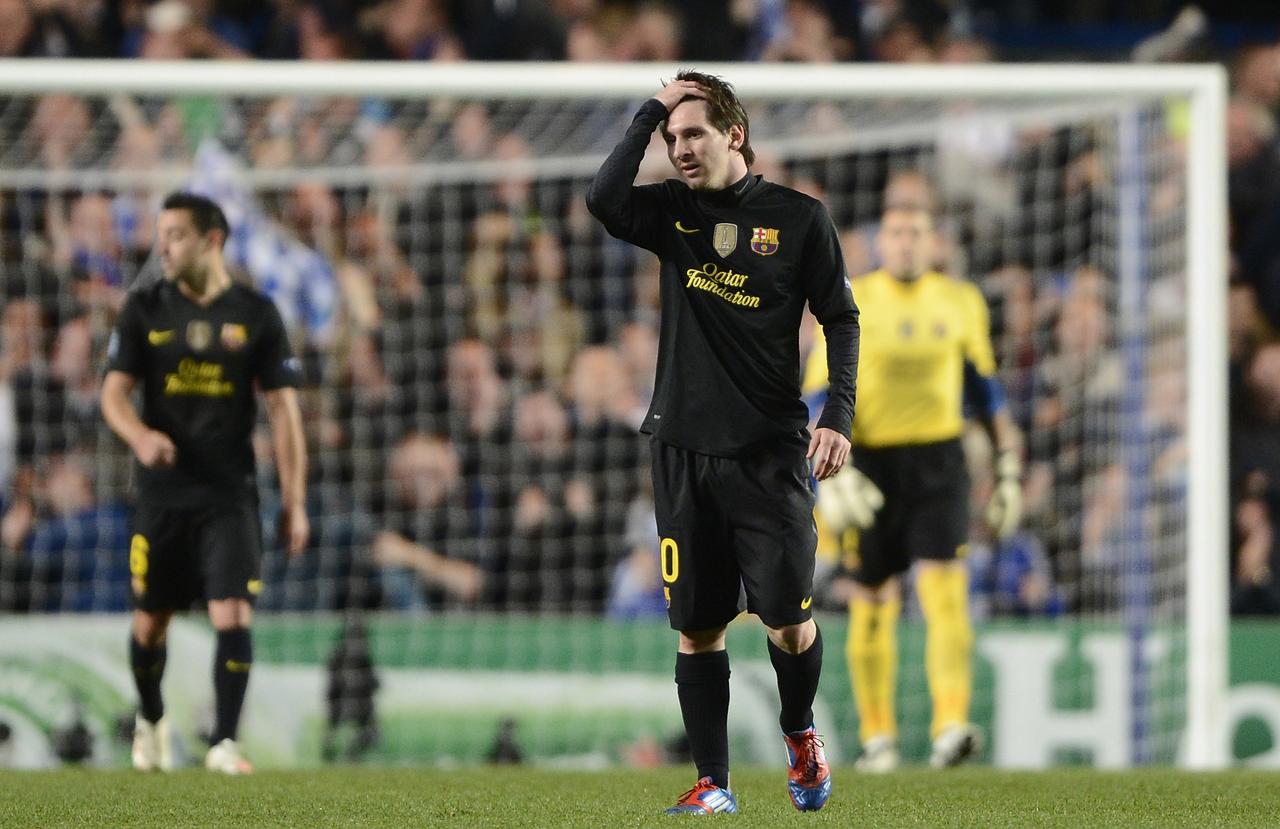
[{"x1": 917, "y1": 565, "x2": 973, "y2": 738}]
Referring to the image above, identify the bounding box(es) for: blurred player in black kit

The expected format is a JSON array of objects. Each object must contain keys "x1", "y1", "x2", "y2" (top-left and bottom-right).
[
  {"x1": 102, "y1": 192, "x2": 308, "y2": 774},
  {"x1": 587, "y1": 71, "x2": 859, "y2": 814}
]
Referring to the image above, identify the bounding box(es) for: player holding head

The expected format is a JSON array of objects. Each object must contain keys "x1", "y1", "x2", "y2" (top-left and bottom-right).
[
  {"x1": 588, "y1": 71, "x2": 859, "y2": 814},
  {"x1": 101, "y1": 192, "x2": 309, "y2": 774},
  {"x1": 805, "y1": 197, "x2": 1023, "y2": 771}
]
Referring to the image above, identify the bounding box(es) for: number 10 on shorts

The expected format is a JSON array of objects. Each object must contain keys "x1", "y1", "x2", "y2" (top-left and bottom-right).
[{"x1": 661, "y1": 537, "x2": 679, "y2": 607}]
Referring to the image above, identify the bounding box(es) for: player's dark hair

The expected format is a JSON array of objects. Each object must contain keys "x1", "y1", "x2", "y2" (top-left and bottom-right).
[
  {"x1": 667, "y1": 70, "x2": 754, "y2": 166},
  {"x1": 162, "y1": 192, "x2": 230, "y2": 246}
]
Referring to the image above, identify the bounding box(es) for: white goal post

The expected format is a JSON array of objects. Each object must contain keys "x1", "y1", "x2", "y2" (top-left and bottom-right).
[{"x1": 0, "y1": 60, "x2": 1228, "y2": 768}]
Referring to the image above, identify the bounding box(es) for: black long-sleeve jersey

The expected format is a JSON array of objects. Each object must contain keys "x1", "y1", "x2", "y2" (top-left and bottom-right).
[
  {"x1": 106, "y1": 279, "x2": 301, "y2": 506},
  {"x1": 587, "y1": 98, "x2": 859, "y2": 456}
]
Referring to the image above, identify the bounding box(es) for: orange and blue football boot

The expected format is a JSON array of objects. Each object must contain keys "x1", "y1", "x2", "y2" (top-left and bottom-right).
[
  {"x1": 783, "y1": 726, "x2": 831, "y2": 811},
  {"x1": 664, "y1": 776, "x2": 739, "y2": 815}
]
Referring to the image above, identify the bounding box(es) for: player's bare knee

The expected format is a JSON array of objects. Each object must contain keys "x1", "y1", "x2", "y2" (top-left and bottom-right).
[
  {"x1": 765, "y1": 617, "x2": 816, "y2": 654},
  {"x1": 678, "y1": 627, "x2": 727, "y2": 653},
  {"x1": 132, "y1": 610, "x2": 172, "y2": 647},
  {"x1": 207, "y1": 598, "x2": 252, "y2": 631}
]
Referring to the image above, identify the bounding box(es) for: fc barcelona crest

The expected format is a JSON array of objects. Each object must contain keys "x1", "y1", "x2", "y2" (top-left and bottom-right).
[
  {"x1": 187, "y1": 320, "x2": 212, "y2": 351},
  {"x1": 751, "y1": 227, "x2": 780, "y2": 255},
  {"x1": 221, "y1": 323, "x2": 248, "y2": 350},
  {"x1": 713, "y1": 223, "x2": 738, "y2": 257}
]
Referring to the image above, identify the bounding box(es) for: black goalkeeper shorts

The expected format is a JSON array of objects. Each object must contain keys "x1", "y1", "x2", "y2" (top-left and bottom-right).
[
  {"x1": 129, "y1": 496, "x2": 263, "y2": 611},
  {"x1": 651, "y1": 436, "x2": 818, "y2": 631},
  {"x1": 841, "y1": 438, "x2": 970, "y2": 587}
]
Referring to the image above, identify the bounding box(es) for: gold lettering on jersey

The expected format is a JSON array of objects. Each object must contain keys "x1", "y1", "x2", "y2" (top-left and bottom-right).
[
  {"x1": 148, "y1": 329, "x2": 174, "y2": 346},
  {"x1": 221, "y1": 323, "x2": 248, "y2": 350},
  {"x1": 713, "y1": 223, "x2": 737, "y2": 257},
  {"x1": 685, "y1": 263, "x2": 761, "y2": 309},
  {"x1": 164, "y1": 358, "x2": 234, "y2": 397},
  {"x1": 187, "y1": 320, "x2": 212, "y2": 351}
]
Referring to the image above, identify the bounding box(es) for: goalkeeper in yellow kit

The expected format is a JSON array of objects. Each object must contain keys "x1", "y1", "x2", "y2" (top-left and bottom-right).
[{"x1": 804, "y1": 202, "x2": 1022, "y2": 771}]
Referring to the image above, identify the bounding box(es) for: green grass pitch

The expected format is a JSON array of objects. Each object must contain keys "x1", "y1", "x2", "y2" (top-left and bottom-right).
[{"x1": 1, "y1": 767, "x2": 1275, "y2": 828}]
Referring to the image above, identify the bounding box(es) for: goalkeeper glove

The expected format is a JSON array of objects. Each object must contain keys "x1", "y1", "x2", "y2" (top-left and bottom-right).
[
  {"x1": 985, "y1": 450, "x2": 1023, "y2": 539},
  {"x1": 817, "y1": 465, "x2": 884, "y2": 532}
]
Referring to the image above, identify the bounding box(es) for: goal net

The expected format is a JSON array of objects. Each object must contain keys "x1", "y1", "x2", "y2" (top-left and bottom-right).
[{"x1": 0, "y1": 62, "x2": 1226, "y2": 770}]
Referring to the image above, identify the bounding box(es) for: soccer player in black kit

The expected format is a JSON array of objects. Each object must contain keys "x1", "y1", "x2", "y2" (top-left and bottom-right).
[
  {"x1": 101, "y1": 193, "x2": 309, "y2": 775},
  {"x1": 587, "y1": 72, "x2": 859, "y2": 814}
]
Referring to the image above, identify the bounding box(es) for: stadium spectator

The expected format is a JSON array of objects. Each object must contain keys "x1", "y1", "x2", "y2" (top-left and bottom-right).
[
  {"x1": 48, "y1": 195, "x2": 128, "y2": 313},
  {"x1": 48, "y1": 314, "x2": 99, "y2": 446},
  {"x1": 1230, "y1": 343, "x2": 1280, "y2": 614},
  {"x1": 28, "y1": 94, "x2": 92, "y2": 170},
  {"x1": 371, "y1": 431, "x2": 486, "y2": 609},
  {"x1": 563, "y1": 346, "x2": 646, "y2": 602},
  {"x1": 445, "y1": 102, "x2": 496, "y2": 161},
  {"x1": 611, "y1": 3, "x2": 682, "y2": 62},
  {"x1": 362, "y1": 0, "x2": 464, "y2": 61},
  {"x1": 761, "y1": 0, "x2": 851, "y2": 63},
  {"x1": 1230, "y1": 44, "x2": 1280, "y2": 110},
  {"x1": 335, "y1": 331, "x2": 412, "y2": 486},
  {"x1": 606, "y1": 493, "x2": 668, "y2": 620},
  {"x1": 11, "y1": 452, "x2": 131, "y2": 613},
  {"x1": 110, "y1": 123, "x2": 165, "y2": 263},
  {"x1": 292, "y1": 2, "x2": 354, "y2": 61},
  {"x1": 516, "y1": 230, "x2": 586, "y2": 386},
  {"x1": 565, "y1": 17, "x2": 609, "y2": 61},
  {"x1": 614, "y1": 320, "x2": 659, "y2": 427},
  {"x1": 495, "y1": 388, "x2": 576, "y2": 610},
  {"x1": 450, "y1": 0, "x2": 572, "y2": 60},
  {"x1": 3, "y1": 299, "x2": 70, "y2": 471},
  {"x1": 0, "y1": 0, "x2": 102, "y2": 58},
  {"x1": 1027, "y1": 272, "x2": 1125, "y2": 610},
  {"x1": 1228, "y1": 97, "x2": 1280, "y2": 327},
  {"x1": 135, "y1": 0, "x2": 251, "y2": 60},
  {"x1": 444, "y1": 338, "x2": 514, "y2": 517}
]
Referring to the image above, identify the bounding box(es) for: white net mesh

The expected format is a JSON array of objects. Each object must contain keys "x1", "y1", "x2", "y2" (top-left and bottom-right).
[{"x1": 0, "y1": 71, "x2": 1199, "y2": 767}]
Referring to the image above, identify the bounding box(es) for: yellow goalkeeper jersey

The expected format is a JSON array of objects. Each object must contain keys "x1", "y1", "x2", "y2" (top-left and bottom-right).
[{"x1": 804, "y1": 269, "x2": 998, "y2": 448}]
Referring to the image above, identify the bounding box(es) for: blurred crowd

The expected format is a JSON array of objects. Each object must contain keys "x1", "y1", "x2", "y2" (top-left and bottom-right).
[
  {"x1": 0, "y1": 0, "x2": 1270, "y2": 64},
  {"x1": 0, "y1": 0, "x2": 1278, "y2": 620}
]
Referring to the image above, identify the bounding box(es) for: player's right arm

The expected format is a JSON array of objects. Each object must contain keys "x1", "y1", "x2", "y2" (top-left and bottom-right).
[
  {"x1": 585, "y1": 80, "x2": 705, "y2": 251},
  {"x1": 100, "y1": 295, "x2": 176, "y2": 468},
  {"x1": 101, "y1": 371, "x2": 176, "y2": 468}
]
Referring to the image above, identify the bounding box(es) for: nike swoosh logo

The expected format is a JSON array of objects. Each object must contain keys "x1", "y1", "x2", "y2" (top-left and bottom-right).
[
  {"x1": 148, "y1": 329, "x2": 174, "y2": 345},
  {"x1": 801, "y1": 596, "x2": 813, "y2": 610},
  {"x1": 675, "y1": 221, "x2": 701, "y2": 234}
]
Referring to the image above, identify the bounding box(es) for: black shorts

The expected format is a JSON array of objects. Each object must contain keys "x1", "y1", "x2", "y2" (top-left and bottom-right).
[
  {"x1": 651, "y1": 436, "x2": 818, "y2": 631},
  {"x1": 129, "y1": 497, "x2": 263, "y2": 611},
  {"x1": 842, "y1": 438, "x2": 969, "y2": 586}
]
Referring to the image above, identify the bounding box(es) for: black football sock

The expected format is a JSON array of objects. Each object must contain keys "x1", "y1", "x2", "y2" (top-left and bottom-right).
[
  {"x1": 211, "y1": 627, "x2": 253, "y2": 744},
  {"x1": 769, "y1": 624, "x2": 824, "y2": 734},
  {"x1": 130, "y1": 635, "x2": 167, "y2": 724},
  {"x1": 674, "y1": 650, "x2": 731, "y2": 790}
]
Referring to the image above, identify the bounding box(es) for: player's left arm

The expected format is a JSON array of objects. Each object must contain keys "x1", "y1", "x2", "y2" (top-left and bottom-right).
[
  {"x1": 264, "y1": 386, "x2": 309, "y2": 556},
  {"x1": 256, "y1": 300, "x2": 309, "y2": 556},
  {"x1": 802, "y1": 202, "x2": 859, "y2": 480},
  {"x1": 961, "y1": 284, "x2": 1023, "y2": 538}
]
